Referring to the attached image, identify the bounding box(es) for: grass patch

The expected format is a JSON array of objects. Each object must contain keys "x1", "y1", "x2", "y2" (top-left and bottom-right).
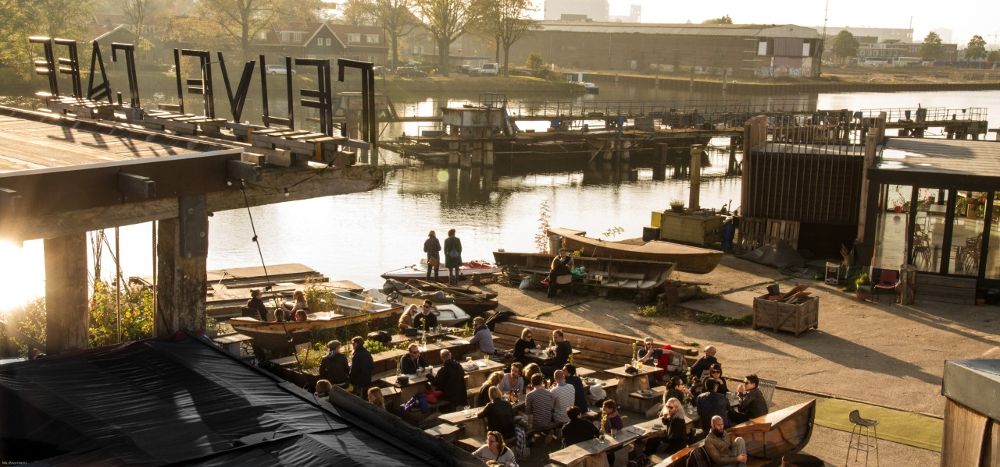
[{"x1": 694, "y1": 312, "x2": 753, "y2": 327}]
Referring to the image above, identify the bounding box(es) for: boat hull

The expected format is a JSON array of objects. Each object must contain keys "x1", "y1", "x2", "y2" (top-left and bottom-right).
[
  {"x1": 492, "y1": 251, "x2": 675, "y2": 291},
  {"x1": 548, "y1": 227, "x2": 722, "y2": 274}
]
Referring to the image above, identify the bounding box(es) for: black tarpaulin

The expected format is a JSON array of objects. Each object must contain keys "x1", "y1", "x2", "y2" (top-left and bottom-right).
[{"x1": 0, "y1": 334, "x2": 475, "y2": 466}]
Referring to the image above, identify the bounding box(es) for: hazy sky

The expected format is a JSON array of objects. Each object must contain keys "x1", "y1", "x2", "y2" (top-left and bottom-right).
[{"x1": 531, "y1": 0, "x2": 1000, "y2": 46}]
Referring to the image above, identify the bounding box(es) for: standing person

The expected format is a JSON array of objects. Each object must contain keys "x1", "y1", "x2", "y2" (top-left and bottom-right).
[
  {"x1": 423, "y1": 230, "x2": 441, "y2": 280},
  {"x1": 547, "y1": 248, "x2": 575, "y2": 298},
  {"x1": 319, "y1": 340, "x2": 350, "y2": 388},
  {"x1": 350, "y1": 336, "x2": 373, "y2": 397},
  {"x1": 443, "y1": 229, "x2": 463, "y2": 285},
  {"x1": 705, "y1": 415, "x2": 748, "y2": 467},
  {"x1": 246, "y1": 289, "x2": 269, "y2": 321}
]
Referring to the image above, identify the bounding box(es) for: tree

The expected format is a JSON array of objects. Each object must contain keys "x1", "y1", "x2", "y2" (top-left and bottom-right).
[
  {"x1": 920, "y1": 31, "x2": 944, "y2": 61},
  {"x1": 197, "y1": 0, "x2": 322, "y2": 60},
  {"x1": 526, "y1": 53, "x2": 542, "y2": 70},
  {"x1": 470, "y1": 0, "x2": 533, "y2": 76},
  {"x1": 831, "y1": 30, "x2": 859, "y2": 62},
  {"x1": 121, "y1": 0, "x2": 169, "y2": 51},
  {"x1": 413, "y1": 0, "x2": 478, "y2": 75},
  {"x1": 965, "y1": 35, "x2": 987, "y2": 60},
  {"x1": 702, "y1": 15, "x2": 732, "y2": 25},
  {"x1": 351, "y1": 0, "x2": 418, "y2": 70},
  {"x1": 989, "y1": 50, "x2": 1000, "y2": 63},
  {"x1": 0, "y1": 0, "x2": 94, "y2": 77},
  {"x1": 340, "y1": 0, "x2": 376, "y2": 26}
]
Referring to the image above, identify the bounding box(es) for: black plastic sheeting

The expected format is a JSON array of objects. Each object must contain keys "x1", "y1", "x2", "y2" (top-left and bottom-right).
[{"x1": 0, "y1": 334, "x2": 477, "y2": 466}]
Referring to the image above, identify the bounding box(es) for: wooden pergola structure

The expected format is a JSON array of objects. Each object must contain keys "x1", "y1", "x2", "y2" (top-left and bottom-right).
[{"x1": 0, "y1": 106, "x2": 381, "y2": 355}]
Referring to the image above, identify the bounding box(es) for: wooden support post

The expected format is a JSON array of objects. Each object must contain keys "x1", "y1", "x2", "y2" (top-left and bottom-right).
[
  {"x1": 483, "y1": 141, "x2": 494, "y2": 167},
  {"x1": 728, "y1": 137, "x2": 738, "y2": 175},
  {"x1": 154, "y1": 196, "x2": 208, "y2": 337},
  {"x1": 44, "y1": 233, "x2": 89, "y2": 354},
  {"x1": 689, "y1": 144, "x2": 702, "y2": 211}
]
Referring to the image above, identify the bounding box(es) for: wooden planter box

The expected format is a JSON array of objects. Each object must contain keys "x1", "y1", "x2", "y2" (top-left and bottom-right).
[{"x1": 752, "y1": 295, "x2": 819, "y2": 336}]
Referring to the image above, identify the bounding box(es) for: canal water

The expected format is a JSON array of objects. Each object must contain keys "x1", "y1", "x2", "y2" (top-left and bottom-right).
[{"x1": 1, "y1": 87, "x2": 999, "y2": 313}]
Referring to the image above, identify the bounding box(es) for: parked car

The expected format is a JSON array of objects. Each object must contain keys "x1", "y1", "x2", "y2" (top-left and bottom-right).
[
  {"x1": 396, "y1": 66, "x2": 428, "y2": 78},
  {"x1": 373, "y1": 65, "x2": 387, "y2": 76},
  {"x1": 479, "y1": 63, "x2": 499, "y2": 76},
  {"x1": 265, "y1": 64, "x2": 295, "y2": 75}
]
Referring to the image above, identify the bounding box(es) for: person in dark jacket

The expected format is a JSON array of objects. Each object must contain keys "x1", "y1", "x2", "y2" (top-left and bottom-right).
[
  {"x1": 645, "y1": 397, "x2": 689, "y2": 456},
  {"x1": 443, "y1": 229, "x2": 463, "y2": 285},
  {"x1": 319, "y1": 340, "x2": 350, "y2": 387},
  {"x1": 412, "y1": 300, "x2": 439, "y2": 331},
  {"x1": 689, "y1": 345, "x2": 719, "y2": 380},
  {"x1": 432, "y1": 349, "x2": 466, "y2": 412},
  {"x1": 563, "y1": 364, "x2": 589, "y2": 412},
  {"x1": 561, "y1": 406, "x2": 600, "y2": 446},
  {"x1": 400, "y1": 343, "x2": 430, "y2": 375},
  {"x1": 512, "y1": 328, "x2": 537, "y2": 366},
  {"x1": 547, "y1": 248, "x2": 574, "y2": 298},
  {"x1": 731, "y1": 374, "x2": 768, "y2": 424},
  {"x1": 478, "y1": 386, "x2": 516, "y2": 438},
  {"x1": 423, "y1": 230, "x2": 441, "y2": 279},
  {"x1": 542, "y1": 330, "x2": 572, "y2": 378},
  {"x1": 349, "y1": 336, "x2": 373, "y2": 396},
  {"x1": 246, "y1": 289, "x2": 269, "y2": 321},
  {"x1": 696, "y1": 379, "x2": 730, "y2": 435}
]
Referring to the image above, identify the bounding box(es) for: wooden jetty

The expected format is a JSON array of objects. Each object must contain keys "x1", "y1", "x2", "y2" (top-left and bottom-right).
[{"x1": 547, "y1": 228, "x2": 722, "y2": 274}]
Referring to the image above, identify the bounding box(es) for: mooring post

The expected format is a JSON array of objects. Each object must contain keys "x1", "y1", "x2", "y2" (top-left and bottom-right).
[
  {"x1": 689, "y1": 144, "x2": 702, "y2": 210},
  {"x1": 155, "y1": 196, "x2": 208, "y2": 337},
  {"x1": 728, "y1": 136, "x2": 738, "y2": 175},
  {"x1": 44, "y1": 232, "x2": 89, "y2": 355}
]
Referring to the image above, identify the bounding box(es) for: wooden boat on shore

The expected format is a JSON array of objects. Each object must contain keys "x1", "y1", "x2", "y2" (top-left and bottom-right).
[
  {"x1": 381, "y1": 262, "x2": 500, "y2": 283},
  {"x1": 384, "y1": 279, "x2": 499, "y2": 315},
  {"x1": 333, "y1": 291, "x2": 396, "y2": 315},
  {"x1": 229, "y1": 306, "x2": 402, "y2": 334},
  {"x1": 547, "y1": 227, "x2": 723, "y2": 274},
  {"x1": 656, "y1": 399, "x2": 816, "y2": 466},
  {"x1": 492, "y1": 252, "x2": 675, "y2": 291}
]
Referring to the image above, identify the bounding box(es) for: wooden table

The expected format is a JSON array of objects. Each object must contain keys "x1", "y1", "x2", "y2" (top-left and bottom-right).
[
  {"x1": 460, "y1": 358, "x2": 505, "y2": 387},
  {"x1": 439, "y1": 407, "x2": 488, "y2": 440},
  {"x1": 523, "y1": 347, "x2": 582, "y2": 366},
  {"x1": 548, "y1": 425, "x2": 645, "y2": 467},
  {"x1": 379, "y1": 370, "x2": 433, "y2": 403},
  {"x1": 605, "y1": 365, "x2": 660, "y2": 412}
]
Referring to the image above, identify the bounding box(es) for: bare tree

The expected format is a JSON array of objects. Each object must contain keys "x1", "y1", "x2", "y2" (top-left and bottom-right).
[
  {"x1": 413, "y1": 0, "x2": 477, "y2": 75},
  {"x1": 197, "y1": 0, "x2": 322, "y2": 59},
  {"x1": 373, "y1": 0, "x2": 418, "y2": 70},
  {"x1": 340, "y1": 0, "x2": 376, "y2": 26},
  {"x1": 472, "y1": 0, "x2": 533, "y2": 76}
]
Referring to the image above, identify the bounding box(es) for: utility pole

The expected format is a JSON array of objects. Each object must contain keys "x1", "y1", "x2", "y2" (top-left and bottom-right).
[{"x1": 818, "y1": 0, "x2": 829, "y2": 75}]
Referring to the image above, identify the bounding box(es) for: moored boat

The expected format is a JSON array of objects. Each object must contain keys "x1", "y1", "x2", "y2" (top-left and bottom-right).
[
  {"x1": 547, "y1": 227, "x2": 723, "y2": 274},
  {"x1": 229, "y1": 306, "x2": 401, "y2": 334},
  {"x1": 381, "y1": 261, "x2": 500, "y2": 283},
  {"x1": 383, "y1": 279, "x2": 499, "y2": 315},
  {"x1": 655, "y1": 399, "x2": 816, "y2": 466},
  {"x1": 333, "y1": 290, "x2": 396, "y2": 315},
  {"x1": 492, "y1": 251, "x2": 675, "y2": 291}
]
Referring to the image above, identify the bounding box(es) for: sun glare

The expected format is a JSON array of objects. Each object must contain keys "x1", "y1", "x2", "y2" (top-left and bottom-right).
[{"x1": 0, "y1": 240, "x2": 44, "y2": 314}]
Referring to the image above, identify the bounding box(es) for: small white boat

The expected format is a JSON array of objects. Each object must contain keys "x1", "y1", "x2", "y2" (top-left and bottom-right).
[
  {"x1": 434, "y1": 304, "x2": 471, "y2": 326},
  {"x1": 580, "y1": 82, "x2": 599, "y2": 93},
  {"x1": 333, "y1": 290, "x2": 395, "y2": 315}
]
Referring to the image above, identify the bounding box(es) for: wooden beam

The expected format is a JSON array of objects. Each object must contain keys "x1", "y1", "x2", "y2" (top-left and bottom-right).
[
  {"x1": 44, "y1": 233, "x2": 88, "y2": 354},
  {"x1": 155, "y1": 215, "x2": 207, "y2": 336},
  {"x1": 226, "y1": 159, "x2": 260, "y2": 183},
  {"x1": 117, "y1": 172, "x2": 155, "y2": 200},
  {"x1": 0, "y1": 187, "x2": 19, "y2": 218},
  {"x1": 0, "y1": 165, "x2": 382, "y2": 242}
]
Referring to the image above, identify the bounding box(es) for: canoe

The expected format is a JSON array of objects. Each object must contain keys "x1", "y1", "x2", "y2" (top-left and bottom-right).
[
  {"x1": 492, "y1": 252, "x2": 675, "y2": 291},
  {"x1": 547, "y1": 227, "x2": 723, "y2": 274},
  {"x1": 333, "y1": 291, "x2": 396, "y2": 315},
  {"x1": 229, "y1": 306, "x2": 401, "y2": 333},
  {"x1": 381, "y1": 262, "x2": 500, "y2": 283},
  {"x1": 655, "y1": 399, "x2": 816, "y2": 466}
]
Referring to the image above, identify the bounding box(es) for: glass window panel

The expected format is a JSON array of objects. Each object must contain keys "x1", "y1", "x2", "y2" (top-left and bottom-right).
[
  {"x1": 948, "y1": 191, "x2": 987, "y2": 275},
  {"x1": 913, "y1": 188, "x2": 949, "y2": 273},
  {"x1": 986, "y1": 193, "x2": 1000, "y2": 279},
  {"x1": 874, "y1": 184, "x2": 912, "y2": 269}
]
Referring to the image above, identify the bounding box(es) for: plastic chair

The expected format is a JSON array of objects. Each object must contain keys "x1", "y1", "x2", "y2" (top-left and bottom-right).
[
  {"x1": 872, "y1": 269, "x2": 900, "y2": 303},
  {"x1": 846, "y1": 409, "x2": 879, "y2": 466}
]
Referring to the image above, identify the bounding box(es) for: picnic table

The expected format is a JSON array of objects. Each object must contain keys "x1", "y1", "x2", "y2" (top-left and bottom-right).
[
  {"x1": 605, "y1": 365, "x2": 660, "y2": 412},
  {"x1": 439, "y1": 407, "x2": 488, "y2": 440},
  {"x1": 548, "y1": 425, "x2": 646, "y2": 467},
  {"x1": 523, "y1": 347, "x2": 582, "y2": 366},
  {"x1": 378, "y1": 357, "x2": 503, "y2": 403}
]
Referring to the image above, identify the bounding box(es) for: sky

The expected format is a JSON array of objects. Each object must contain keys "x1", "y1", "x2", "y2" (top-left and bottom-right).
[{"x1": 529, "y1": 0, "x2": 1000, "y2": 46}]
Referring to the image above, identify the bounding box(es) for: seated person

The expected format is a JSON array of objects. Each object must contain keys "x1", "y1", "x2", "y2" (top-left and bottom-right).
[
  {"x1": 563, "y1": 364, "x2": 589, "y2": 411},
  {"x1": 314, "y1": 379, "x2": 333, "y2": 398},
  {"x1": 399, "y1": 343, "x2": 430, "y2": 375},
  {"x1": 412, "y1": 300, "x2": 439, "y2": 331},
  {"x1": 705, "y1": 415, "x2": 748, "y2": 467},
  {"x1": 665, "y1": 376, "x2": 691, "y2": 405},
  {"x1": 431, "y1": 349, "x2": 466, "y2": 412},
  {"x1": 318, "y1": 340, "x2": 350, "y2": 387},
  {"x1": 398, "y1": 304, "x2": 418, "y2": 331},
  {"x1": 498, "y1": 362, "x2": 525, "y2": 396},
  {"x1": 472, "y1": 431, "x2": 519, "y2": 467},
  {"x1": 522, "y1": 363, "x2": 542, "y2": 384},
  {"x1": 525, "y1": 373, "x2": 559, "y2": 433},
  {"x1": 600, "y1": 399, "x2": 625, "y2": 465},
  {"x1": 293, "y1": 309, "x2": 308, "y2": 322},
  {"x1": 644, "y1": 397, "x2": 688, "y2": 456},
  {"x1": 549, "y1": 370, "x2": 576, "y2": 425},
  {"x1": 690, "y1": 345, "x2": 720, "y2": 380},
  {"x1": 696, "y1": 379, "x2": 730, "y2": 435},
  {"x1": 477, "y1": 371, "x2": 504, "y2": 407},
  {"x1": 367, "y1": 386, "x2": 385, "y2": 411},
  {"x1": 282, "y1": 290, "x2": 308, "y2": 319},
  {"x1": 246, "y1": 289, "x2": 269, "y2": 321},
  {"x1": 730, "y1": 374, "x2": 768, "y2": 424},
  {"x1": 470, "y1": 316, "x2": 509, "y2": 358},
  {"x1": 561, "y1": 406, "x2": 599, "y2": 446},
  {"x1": 706, "y1": 363, "x2": 729, "y2": 394},
  {"x1": 512, "y1": 328, "x2": 537, "y2": 365},
  {"x1": 541, "y1": 330, "x2": 572, "y2": 378}
]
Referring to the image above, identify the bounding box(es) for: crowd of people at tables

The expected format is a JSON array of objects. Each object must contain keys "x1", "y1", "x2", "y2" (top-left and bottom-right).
[{"x1": 309, "y1": 317, "x2": 767, "y2": 466}]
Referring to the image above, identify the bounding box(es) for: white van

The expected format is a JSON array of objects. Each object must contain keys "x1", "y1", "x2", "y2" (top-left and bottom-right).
[
  {"x1": 479, "y1": 63, "x2": 499, "y2": 76},
  {"x1": 265, "y1": 64, "x2": 295, "y2": 75}
]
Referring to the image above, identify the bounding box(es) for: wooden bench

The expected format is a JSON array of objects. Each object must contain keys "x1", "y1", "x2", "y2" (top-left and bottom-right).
[
  {"x1": 629, "y1": 385, "x2": 666, "y2": 415},
  {"x1": 424, "y1": 423, "x2": 461, "y2": 440},
  {"x1": 455, "y1": 437, "x2": 481, "y2": 453}
]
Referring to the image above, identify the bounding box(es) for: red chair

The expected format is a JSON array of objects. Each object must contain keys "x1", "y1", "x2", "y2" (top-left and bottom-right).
[{"x1": 872, "y1": 268, "x2": 900, "y2": 303}]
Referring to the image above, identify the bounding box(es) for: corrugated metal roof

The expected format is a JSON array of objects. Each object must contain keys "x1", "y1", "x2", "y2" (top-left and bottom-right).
[{"x1": 536, "y1": 21, "x2": 820, "y2": 39}]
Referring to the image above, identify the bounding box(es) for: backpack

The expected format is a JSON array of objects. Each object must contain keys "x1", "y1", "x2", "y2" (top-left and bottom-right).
[{"x1": 685, "y1": 446, "x2": 712, "y2": 467}]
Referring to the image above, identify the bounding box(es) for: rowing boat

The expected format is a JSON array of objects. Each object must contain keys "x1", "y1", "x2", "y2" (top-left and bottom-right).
[
  {"x1": 229, "y1": 306, "x2": 402, "y2": 333},
  {"x1": 655, "y1": 399, "x2": 816, "y2": 466},
  {"x1": 547, "y1": 227, "x2": 722, "y2": 274},
  {"x1": 384, "y1": 279, "x2": 499, "y2": 315},
  {"x1": 492, "y1": 252, "x2": 675, "y2": 291},
  {"x1": 381, "y1": 262, "x2": 500, "y2": 283}
]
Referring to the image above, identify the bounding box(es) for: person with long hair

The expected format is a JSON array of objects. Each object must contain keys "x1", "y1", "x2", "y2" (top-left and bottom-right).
[
  {"x1": 423, "y1": 230, "x2": 441, "y2": 279},
  {"x1": 477, "y1": 371, "x2": 504, "y2": 407},
  {"x1": 367, "y1": 386, "x2": 385, "y2": 410},
  {"x1": 512, "y1": 328, "x2": 537, "y2": 366},
  {"x1": 645, "y1": 397, "x2": 689, "y2": 456},
  {"x1": 601, "y1": 399, "x2": 624, "y2": 465},
  {"x1": 472, "y1": 431, "x2": 518, "y2": 466}
]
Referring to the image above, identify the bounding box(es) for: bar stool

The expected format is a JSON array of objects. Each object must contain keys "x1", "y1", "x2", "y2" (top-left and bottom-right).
[{"x1": 846, "y1": 409, "x2": 879, "y2": 466}]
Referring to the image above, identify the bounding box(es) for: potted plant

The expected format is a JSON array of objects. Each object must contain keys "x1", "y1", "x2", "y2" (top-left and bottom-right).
[
  {"x1": 669, "y1": 199, "x2": 685, "y2": 213},
  {"x1": 854, "y1": 273, "x2": 872, "y2": 301}
]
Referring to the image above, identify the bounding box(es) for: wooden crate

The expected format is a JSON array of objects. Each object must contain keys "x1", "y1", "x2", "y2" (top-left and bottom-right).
[{"x1": 752, "y1": 295, "x2": 818, "y2": 336}]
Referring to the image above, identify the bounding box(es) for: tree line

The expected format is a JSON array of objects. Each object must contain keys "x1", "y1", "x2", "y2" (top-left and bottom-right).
[
  {"x1": 0, "y1": 0, "x2": 536, "y2": 78},
  {"x1": 830, "y1": 30, "x2": 1000, "y2": 63}
]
